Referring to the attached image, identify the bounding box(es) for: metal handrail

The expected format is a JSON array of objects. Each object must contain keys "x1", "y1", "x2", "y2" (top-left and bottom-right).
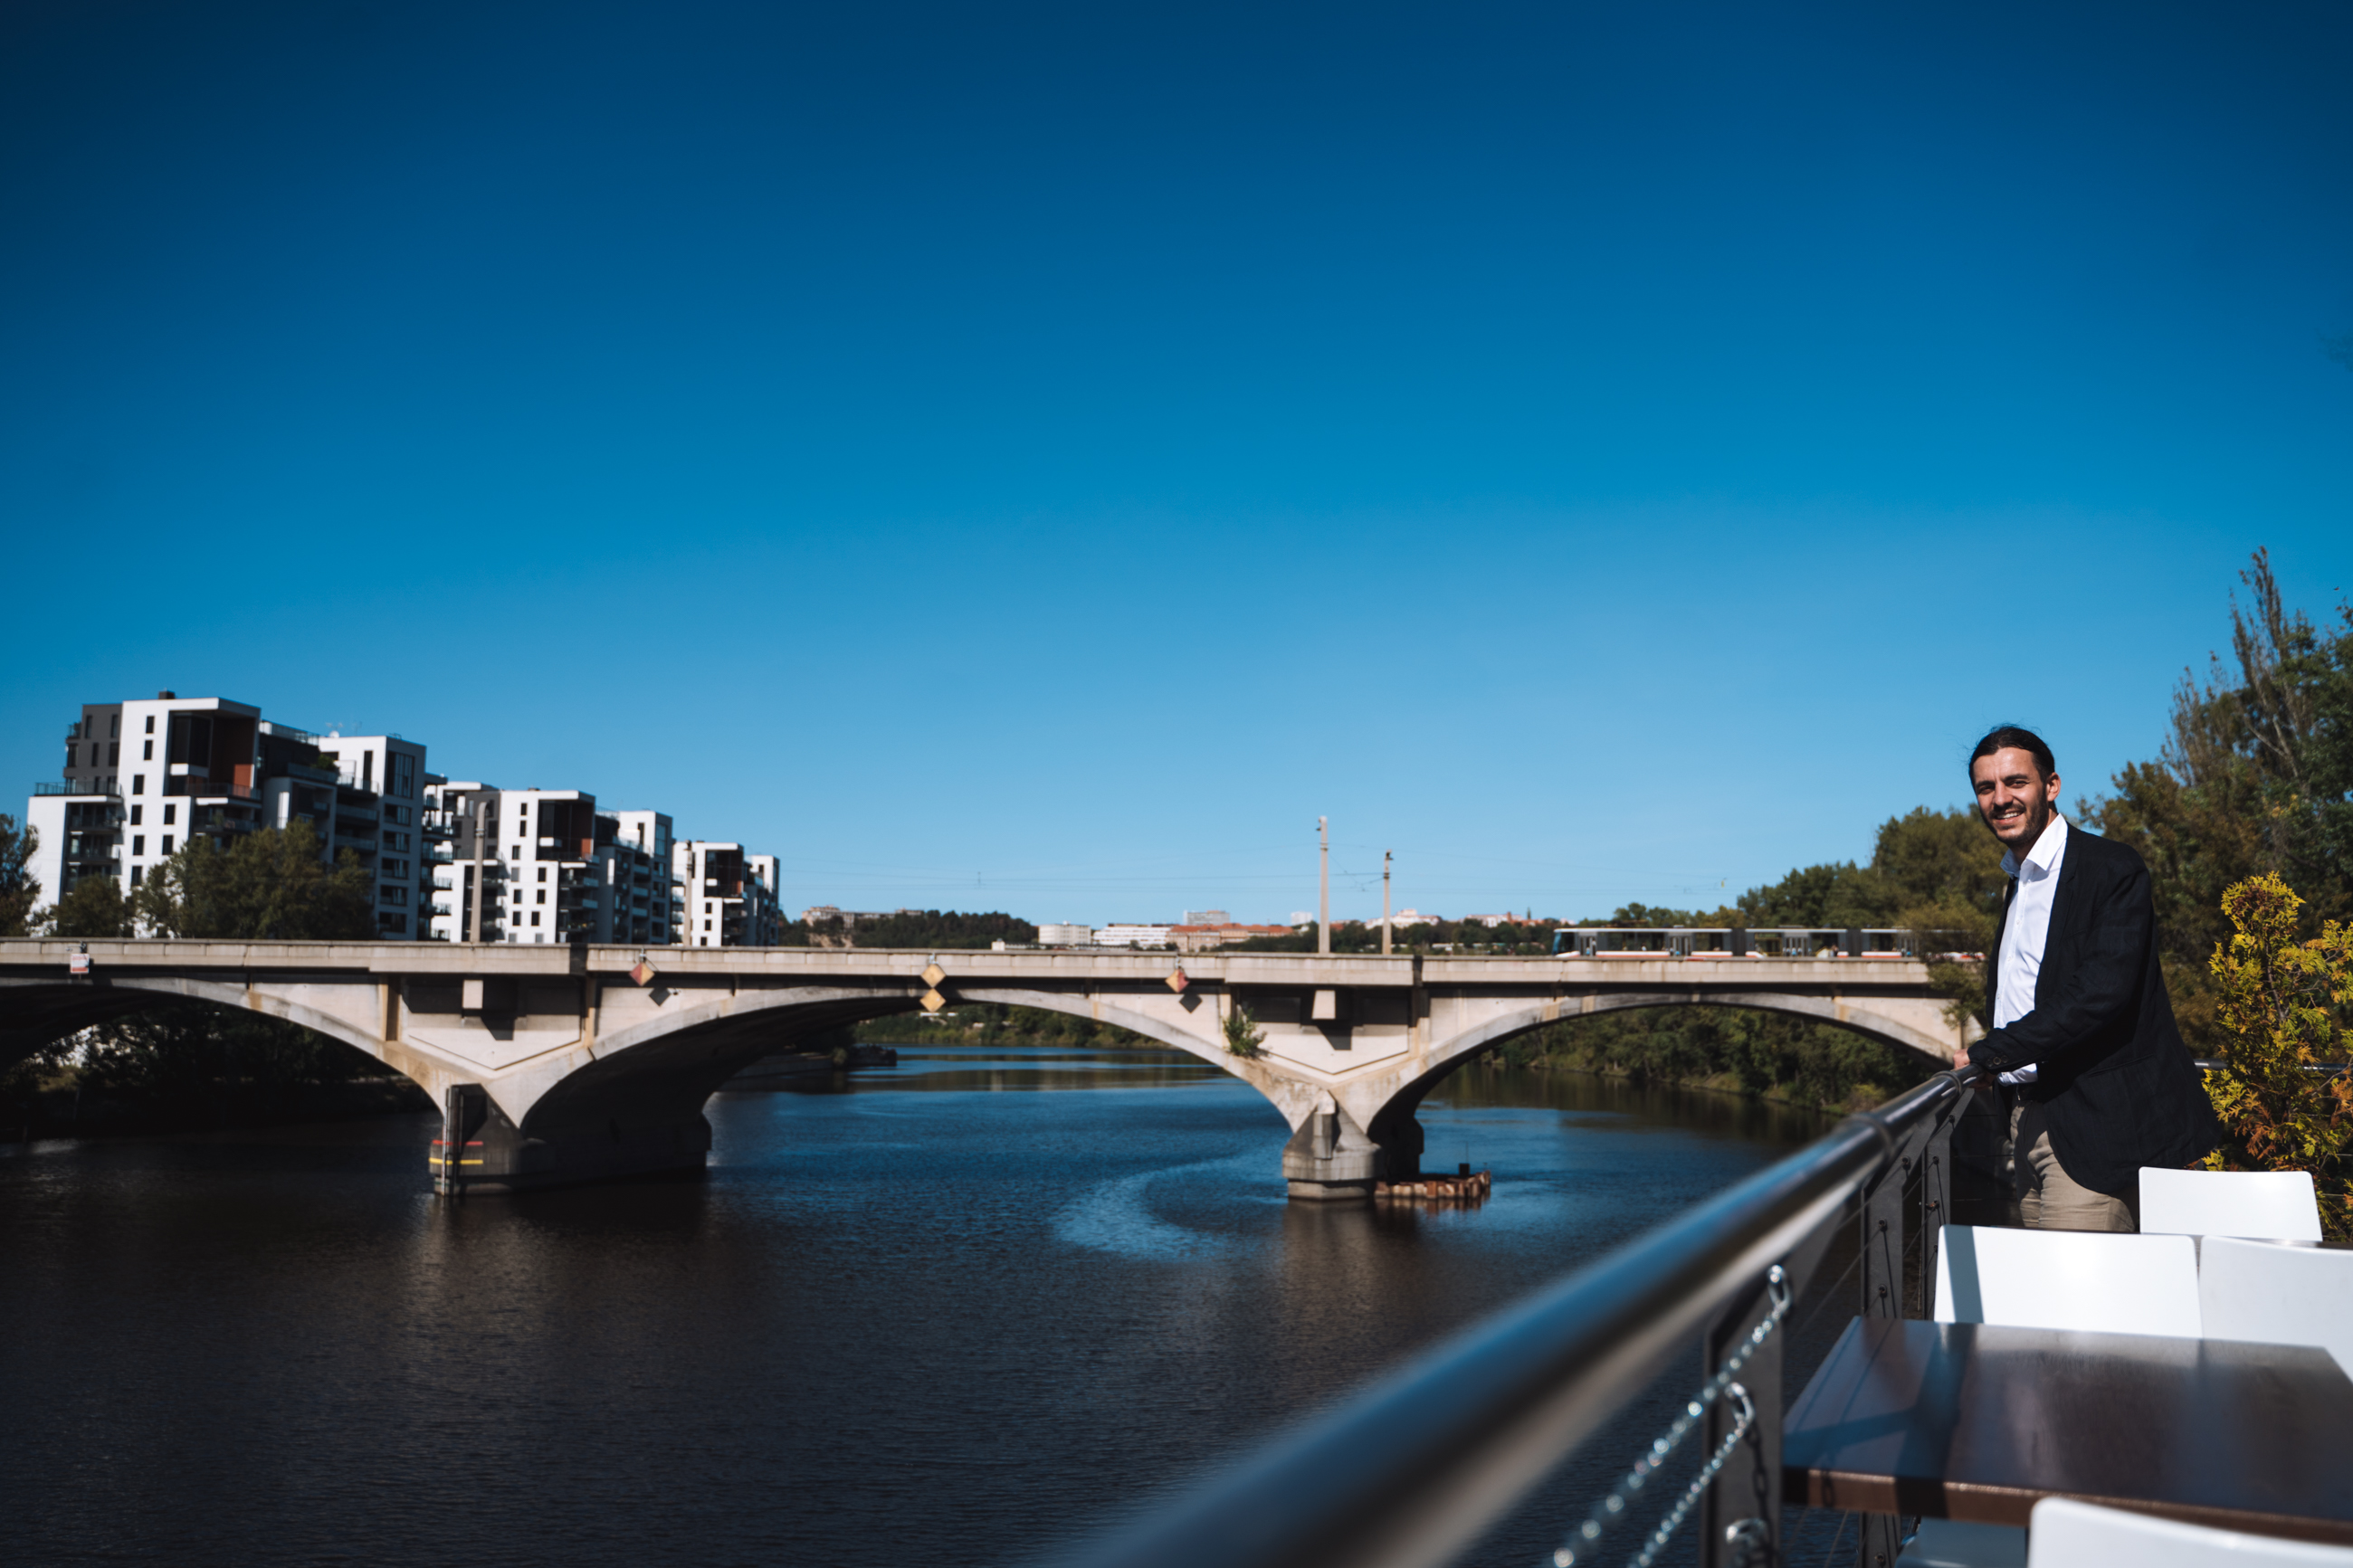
[{"x1": 1053, "y1": 1066, "x2": 1985, "y2": 1568}]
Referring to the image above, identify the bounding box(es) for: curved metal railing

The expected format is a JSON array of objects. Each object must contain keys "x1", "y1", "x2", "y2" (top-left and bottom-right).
[{"x1": 1048, "y1": 1065, "x2": 1988, "y2": 1568}]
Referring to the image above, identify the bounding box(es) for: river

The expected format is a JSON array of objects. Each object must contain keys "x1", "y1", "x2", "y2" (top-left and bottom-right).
[{"x1": 0, "y1": 1047, "x2": 1838, "y2": 1567}]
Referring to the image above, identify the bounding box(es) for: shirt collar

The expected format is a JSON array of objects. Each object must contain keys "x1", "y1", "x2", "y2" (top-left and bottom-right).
[{"x1": 2000, "y1": 813, "x2": 2068, "y2": 879}]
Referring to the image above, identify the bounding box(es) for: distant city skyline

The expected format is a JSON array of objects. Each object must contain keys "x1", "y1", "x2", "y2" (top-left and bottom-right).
[{"x1": 4, "y1": 1, "x2": 2349, "y2": 926}]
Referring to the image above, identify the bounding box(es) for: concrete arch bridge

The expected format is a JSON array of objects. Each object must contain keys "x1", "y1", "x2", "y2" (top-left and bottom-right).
[{"x1": 0, "y1": 941, "x2": 1976, "y2": 1198}]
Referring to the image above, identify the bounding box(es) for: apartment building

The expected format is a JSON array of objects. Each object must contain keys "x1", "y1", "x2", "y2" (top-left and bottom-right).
[
  {"x1": 598, "y1": 810, "x2": 677, "y2": 947},
  {"x1": 26, "y1": 693, "x2": 431, "y2": 936},
  {"x1": 27, "y1": 689, "x2": 773, "y2": 948},
  {"x1": 675, "y1": 841, "x2": 781, "y2": 947},
  {"x1": 422, "y1": 783, "x2": 681, "y2": 946}
]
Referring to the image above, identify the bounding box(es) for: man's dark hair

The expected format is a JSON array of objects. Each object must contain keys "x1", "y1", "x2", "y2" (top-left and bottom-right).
[{"x1": 1970, "y1": 725, "x2": 2056, "y2": 782}]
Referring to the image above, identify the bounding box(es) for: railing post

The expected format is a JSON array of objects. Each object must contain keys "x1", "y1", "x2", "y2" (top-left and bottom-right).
[
  {"x1": 1919, "y1": 1095, "x2": 1958, "y2": 1317},
  {"x1": 1856, "y1": 1128, "x2": 1914, "y2": 1568},
  {"x1": 1699, "y1": 1273, "x2": 1783, "y2": 1568}
]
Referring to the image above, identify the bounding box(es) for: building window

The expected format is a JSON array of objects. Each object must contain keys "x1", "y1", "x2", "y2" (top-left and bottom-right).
[
  {"x1": 704, "y1": 919, "x2": 712, "y2": 931},
  {"x1": 537, "y1": 867, "x2": 547, "y2": 882},
  {"x1": 510, "y1": 845, "x2": 519, "y2": 860},
  {"x1": 536, "y1": 890, "x2": 546, "y2": 905},
  {"x1": 530, "y1": 912, "x2": 539, "y2": 927},
  {"x1": 144, "y1": 716, "x2": 155, "y2": 734},
  {"x1": 132, "y1": 775, "x2": 145, "y2": 795},
  {"x1": 142, "y1": 740, "x2": 153, "y2": 760},
  {"x1": 163, "y1": 804, "x2": 176, "y2": 825},
  {"x1": 129, "y1": 865, "x2": 142, "y2": 886},
  {"x1": 511, "y1": 911, "x2": 521, "y2": 927},
  {"x1": 133, "y1": 835, "x2": 145, "y2": 855},
  {"x1": 110, "y1": 716, "x2": 119, "y2": 737},
  {"x1": 108, "y1": 742, "x2": 119, "y2": 765},
  {"x1": 161, "y1": 835, "x2": 173, "y2": 855},
  {"x1": 129, "y1": 805, "x2": 142, "y2": 826}
]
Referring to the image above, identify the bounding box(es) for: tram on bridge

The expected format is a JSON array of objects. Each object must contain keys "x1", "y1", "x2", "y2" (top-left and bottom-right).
[{"x1": 1549, "y1": 926, "x2": 1919, "y2": 958}]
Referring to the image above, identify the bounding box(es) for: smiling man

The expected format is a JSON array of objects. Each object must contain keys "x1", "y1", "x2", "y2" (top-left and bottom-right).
[{"x1": 1959, "y1": 726, "x2": 2219, "y2": 1231}]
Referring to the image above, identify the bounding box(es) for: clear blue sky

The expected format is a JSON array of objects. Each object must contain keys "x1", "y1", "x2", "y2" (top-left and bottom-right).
[{"x1": 5, "y1": 0, "x2": 2349, "y2": 925}]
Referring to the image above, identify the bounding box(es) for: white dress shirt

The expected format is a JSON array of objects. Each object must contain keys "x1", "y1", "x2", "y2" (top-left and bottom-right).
[{"x1": 1992, "y1": 813, "x2": 2069, "y2": 1085}]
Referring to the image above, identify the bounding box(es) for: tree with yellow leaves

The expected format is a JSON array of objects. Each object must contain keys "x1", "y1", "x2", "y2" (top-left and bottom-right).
[{"x1": 2204, "y1": 873, "x2": 2353, "y2": 1239}]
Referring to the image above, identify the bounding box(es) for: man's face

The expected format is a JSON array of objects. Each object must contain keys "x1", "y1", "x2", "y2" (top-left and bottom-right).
[{"x1": 1971, "y1": 746, "x2": 2061, "y2": 854}]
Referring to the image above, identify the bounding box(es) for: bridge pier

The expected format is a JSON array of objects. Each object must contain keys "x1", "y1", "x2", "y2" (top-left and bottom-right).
[
  {"x1": 1367, "y1": 1096, "x2": 1426, "y2": 1183},
  {"x1": 1281, "y1": 1095, "x2": 1381, "y2": 1201},
  {"x1": 434, "y1": 1081, "x2": 712, "y2": 1193}
]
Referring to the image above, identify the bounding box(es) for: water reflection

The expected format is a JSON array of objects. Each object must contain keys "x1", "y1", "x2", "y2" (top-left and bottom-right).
[{"x1": 1, "y1": 1046, "x2": 1826, "y2": 1568}]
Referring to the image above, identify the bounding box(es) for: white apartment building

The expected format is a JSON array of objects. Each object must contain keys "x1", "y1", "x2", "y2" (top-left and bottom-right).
[
  {"x1": 599, "y1": 810, "x2": 677, "y2": 947},
  {"x1": 1035, "y1": 922, "x2": 1095, "y2": 946},
  {"x1": 311, "y1": 732, "x2": 432, "y2": 938},
  {"x1": 422, "y1": 784, "x2": 681, "y2": 946},
  {"x1": 26, "y1": 693, "x2": 431, "y2": 937},
  {"x1": 675, "y1": 841, "x2": 781, "y2": 947}
]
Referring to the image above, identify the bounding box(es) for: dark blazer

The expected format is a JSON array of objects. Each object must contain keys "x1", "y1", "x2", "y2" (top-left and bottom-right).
[{"x1": 1967, "y1": 822, "x2": 2220, "y2": 1197}]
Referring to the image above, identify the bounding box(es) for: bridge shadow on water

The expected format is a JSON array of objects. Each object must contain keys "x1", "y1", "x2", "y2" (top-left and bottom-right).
[{"x1": 2, "y1": 1045, "x2": 1905, "y2": 1568}]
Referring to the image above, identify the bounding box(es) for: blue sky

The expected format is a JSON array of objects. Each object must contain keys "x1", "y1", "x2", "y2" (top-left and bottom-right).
[{"x1": 4, "y1": 0, "x2": 2349, "y2": 925}]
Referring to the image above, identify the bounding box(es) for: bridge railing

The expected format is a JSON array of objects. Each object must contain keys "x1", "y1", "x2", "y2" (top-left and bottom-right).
[{"x1": 1048, "y1": 1065, "x2": 1987, "y2": 1568}]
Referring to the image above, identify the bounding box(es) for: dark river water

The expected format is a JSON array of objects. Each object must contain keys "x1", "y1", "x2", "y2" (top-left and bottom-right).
[{"x1": 0, "y1": 1049, "x2": 1843, "y2": 1568}]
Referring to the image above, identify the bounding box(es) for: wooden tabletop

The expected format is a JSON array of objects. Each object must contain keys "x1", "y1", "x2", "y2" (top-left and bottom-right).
[{"x1": 1784, "y1": 1316, "x2": 2353, "y2": 1544}]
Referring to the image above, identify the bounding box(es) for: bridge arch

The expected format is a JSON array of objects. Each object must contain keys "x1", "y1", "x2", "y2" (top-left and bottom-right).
[
  {"x1": 0, "y1": 976, "x2": 419, "y2": 1084},
  {"x1": 559, "y1": 983, "x2": 1299, "y2": 1130},
  {"x1": 1341, "y1": 990, "x2": 1958, "y2": 1183}
]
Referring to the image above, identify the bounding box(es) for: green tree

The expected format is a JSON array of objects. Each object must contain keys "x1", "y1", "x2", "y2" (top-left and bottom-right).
[
  {"x1": 0, "y1": 813, "x2": 38, "y2": 937},
  {"x1": 2089, "y1": 550, "x2": 2353, "y2": 1048},
  {"x1": 45, "y1": 876, "x2": 132, "y2": 938},
  {"x1": 131, "y1": 820, "x2": 374, "y2": 939},
  {"x1": 2201, "y1": 873, "x2": 2353, "y2": 1240},
  {"x1": 71, "y1": 823, "x2": 389, "y2": 1132}
]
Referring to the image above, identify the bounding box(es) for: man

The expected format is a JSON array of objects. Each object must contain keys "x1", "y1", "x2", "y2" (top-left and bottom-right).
[{"x1": 1957, "y1": 726, "x2": 2218, "y2": 1231}]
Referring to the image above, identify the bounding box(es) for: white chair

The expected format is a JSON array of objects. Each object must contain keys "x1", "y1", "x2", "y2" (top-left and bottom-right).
[
  {"x1": 1934, "y1": 1225, "x2": 2203, "y2": 1336},
  {"x1": 2140, "y1": 1167, "x2": 2322, "y2": 1241},
  {"x1": 2199, "y1": 1234, "x2": 2353, "y2": 1377},
  {"x1": 2027, "y1": 1496, "x2": 2353, "y2": 1564}
]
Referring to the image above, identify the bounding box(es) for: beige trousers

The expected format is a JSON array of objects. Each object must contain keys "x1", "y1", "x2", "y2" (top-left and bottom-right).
[{"x1": 2010, "y1": 1097, "x2": 2138, "y2": 1232}]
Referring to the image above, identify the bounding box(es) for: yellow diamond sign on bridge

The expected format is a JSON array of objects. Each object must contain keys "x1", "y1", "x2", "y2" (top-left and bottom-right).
[
  {"x1": 919, "y1": 962, "x2": 947, "y2": 987},
  {"x1": 919, "y1": 988, "x2": 948, "y2": 1012}
]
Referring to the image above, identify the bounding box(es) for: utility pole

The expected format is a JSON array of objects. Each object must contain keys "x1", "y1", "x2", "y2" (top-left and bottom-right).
[
  {"x1": 1319, "y1": 816, "x2": 1330, "y2": 955},
  {"x1": 1382, "y1": 849, "x2": 1393, "y2": 956},
  {"x1": 468, "y1": 797, "x2": 487, "y2": 944}
]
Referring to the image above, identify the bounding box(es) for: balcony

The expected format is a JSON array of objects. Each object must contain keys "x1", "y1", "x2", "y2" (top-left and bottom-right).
[
  {"x1": 166, "y1": 776, "x2": 255, "y2": 801},
  {"x1": 33, "y1": 779, "x2": 119, "y2": 797}
]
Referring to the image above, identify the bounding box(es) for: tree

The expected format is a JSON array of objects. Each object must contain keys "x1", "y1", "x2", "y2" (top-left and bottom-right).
[
  {"x1": 0, "y1": 813, "x2": 37, "y2": 937},
  {"x1": 2089, "y1": 550, "x2": 2353, "y2": 1048},
  {"x1": 130, "y1": 821, "x2": 374, "y2": 940},
  {"x1": 46, "y1": 876, "x2": 132, "y2": 938},
  {"x1": 2202, "y1": 873, "x2": 2353, "y2": 1240},
  {"x1": 67, "y1": 823, "x2": 386, "y2": 1132}
]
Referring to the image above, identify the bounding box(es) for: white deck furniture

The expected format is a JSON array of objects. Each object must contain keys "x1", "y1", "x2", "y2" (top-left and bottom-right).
[
  {"x1": 1932, "y1": 1224, "x2": 2203, "y2": 1335},
  {"x1": 2027, "y1": 1496, "x2": 2353, "y2": 1564},
  {"x1": 2199, "y1": 1234, "x2": 2353, "y2": 1378},
  {"x1": 2140, "y1": 1167, "x2": 2322, "y2": 1242}
]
